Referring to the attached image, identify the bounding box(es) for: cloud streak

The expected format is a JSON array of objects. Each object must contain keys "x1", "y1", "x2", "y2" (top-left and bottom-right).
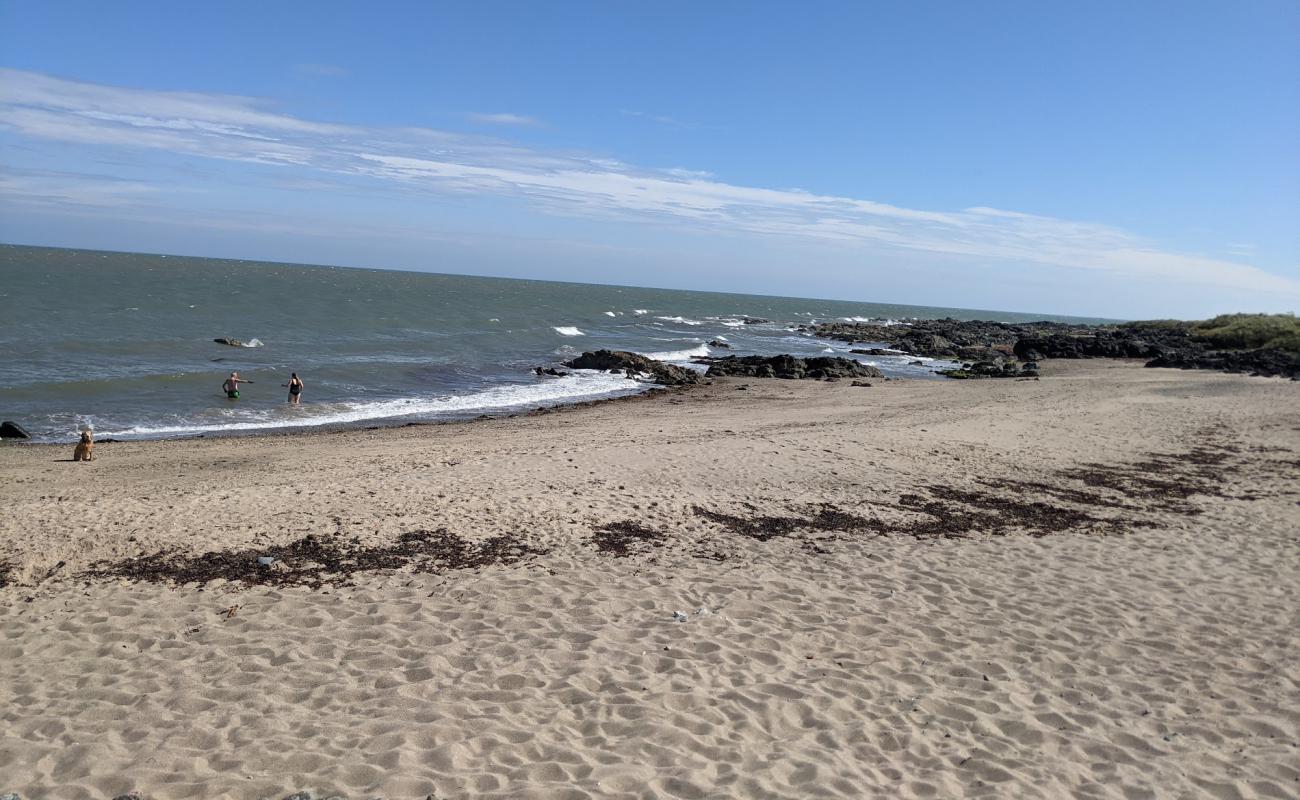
[
  {"x1": 1, "y1": 68, "x2": 1296, "y2": 297},
  {"x1": 464, "y1": 112, "x2": 540, "y2": 126}
]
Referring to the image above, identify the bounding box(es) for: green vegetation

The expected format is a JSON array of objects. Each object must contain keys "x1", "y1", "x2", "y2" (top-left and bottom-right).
[{"x1": 1193, "y1": 313, "x2": 1300, "y2": 353}]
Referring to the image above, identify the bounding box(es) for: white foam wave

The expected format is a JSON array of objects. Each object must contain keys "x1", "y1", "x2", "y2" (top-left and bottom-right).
[
  {"x1": 633, "y1": 309, "x2": 649, "y2": 315},
  {"x1": 718, "y1": 319, "x2": 746, "y2": 328},
  {"x1": 603, "y1": 311, "x2": 617, "y2": 317},
  {"x1": 99, "y1": 372, "x2": 639, "y2": 439},
  {"x1": 655, "y1": 316, "x2": 703, "y2": 326},
  {"x1": 638, "y1": 344, "x2": 711, "y2": 361},
  {"x1": 553, "y1": 326, "x2": 584, "y2": 336}
]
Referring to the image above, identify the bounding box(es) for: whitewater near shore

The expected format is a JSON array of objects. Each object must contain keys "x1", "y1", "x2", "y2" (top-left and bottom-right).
[{"x1": 1, "y1": 361, "x2": 1297, "y2": 799}]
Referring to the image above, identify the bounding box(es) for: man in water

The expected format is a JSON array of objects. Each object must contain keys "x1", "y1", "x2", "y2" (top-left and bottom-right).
[{"x1": 222, "y1": 372, "x2": 253, "y2": 399}]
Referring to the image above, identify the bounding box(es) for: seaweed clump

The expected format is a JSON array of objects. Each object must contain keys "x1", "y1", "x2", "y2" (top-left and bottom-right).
[
  {"x1": 591, "y1": 520, "x2": 665, "y2": 557},
  {"x1": 85, "y1": 529, "x2": 549, "y2": 589}
]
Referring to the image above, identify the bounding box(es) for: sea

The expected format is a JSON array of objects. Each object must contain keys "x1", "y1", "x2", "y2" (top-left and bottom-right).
[{"x1": 0, "y1": 245, "x2": 1112, "y2": 443}]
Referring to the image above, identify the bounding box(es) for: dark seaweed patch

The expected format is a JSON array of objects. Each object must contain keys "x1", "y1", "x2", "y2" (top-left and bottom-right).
[
  {"x1": 691, "y1": 506, "x2": 805, "y2": 541},
  {"x1": 85, "y1": 529, "x2": 548, "y2": 589},
  {"x1": 591, "y1": 520, "x2": 665, "y2": 557}
]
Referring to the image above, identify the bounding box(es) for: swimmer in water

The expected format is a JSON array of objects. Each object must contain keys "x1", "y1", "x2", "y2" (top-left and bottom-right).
[
  {"x1": 282, "y1": 372, "x2": 304, "y2": 404},
  {"x1": 222, "y1": 372, "x2": 253, "y2": 399}
]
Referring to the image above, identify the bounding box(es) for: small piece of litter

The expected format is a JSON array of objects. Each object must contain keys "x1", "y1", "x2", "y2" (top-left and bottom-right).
[{"x1": 673, "y1": 611, "x2": 688, "y2": 622}]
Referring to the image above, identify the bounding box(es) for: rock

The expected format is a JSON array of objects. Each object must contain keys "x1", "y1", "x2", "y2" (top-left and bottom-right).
[
  {"x1": 562, "y1": 350, "x2": 700, "y2": 386},
  {"x1": 532, "y1": 367, "x2": 569, "y2": 377},
  {"x1": 1, "y1": 793, "x2": 22, "y2": 800},
  {"x1": 909, "y1": 360, "x2": 924, "y2": 366},
  {"x1": 212, "y1": 337, "x2": 243, "y2": 347},
  {"x1": 0, "y1": 421, "x2": 30, "y2": 439},
  {"x1": 707, "y1": 339, "x2": 732, "y2": 349},
  {"x1": 1146, "y1": 348, "x2": 1300, "y2": 380},
  {"x1": 111, "y1": 793, "x2": 146, "y2": 800},
  {"x1": 741, "y1": 317, "x2": 771, "y2": 325},
  {"x1": 282, "y1": 793, "x2": 313, "y2": 800},
  {"x1": 812, "y1": 316, "x2": 1299, "y2": 379},
  {"x1": 850, "y1": 348, "x2": 899, "y2": 355},
  {"x1": 702, "y1": 355, "x2": 884, "y2": 380},
  {"x1": 850, "y1": 380, "x2": 873, "y2": 387}
]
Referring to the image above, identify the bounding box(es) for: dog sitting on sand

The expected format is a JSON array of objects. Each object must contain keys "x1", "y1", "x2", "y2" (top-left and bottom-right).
[{"x1": 73, "y1": 430, "x2": 94, "y2": 462}]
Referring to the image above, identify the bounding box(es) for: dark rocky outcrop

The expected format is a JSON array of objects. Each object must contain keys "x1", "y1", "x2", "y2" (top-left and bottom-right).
[
  {"x1": 851, "y1": 348, "x2": 902, "y2": 356},
  {"x1": 562, "y1": 350, "x2": 701, "y2": 386},
  {"x1": 811, "y1": 316, "x2": 1299, "y2": 380},
  {"x1": 0, "y1": 421, "x2": 30, "y2": 439},
  {"x1": 809, "y1": 318, "x2": 1047, "y2": 358},
  {"x1": 213, "y1": 337, "x2": 243, "y2": 347},
  {"x1": 707, "y1": 339, "x2": 732, "y2": 349},
  {"x1": 1145, "y1": 348, "x2": 1300, "y2": 379},
  {"x1": 533, "y1": 367, "x2": 570, "y2": 377},
  {"x1": 701, "y1": 355, "x2": 884, "y2": 380},
  {"x1": 742, "y1": 317, "x2": 771, "y2": 325}
]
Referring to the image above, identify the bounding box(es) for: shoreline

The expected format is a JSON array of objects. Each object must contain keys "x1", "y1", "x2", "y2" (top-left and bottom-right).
[{"x1": 1, "y1": 360, "x2": 1297, "y2": 799}]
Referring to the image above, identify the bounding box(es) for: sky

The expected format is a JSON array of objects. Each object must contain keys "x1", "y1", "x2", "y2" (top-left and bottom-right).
[{"x1": 1, "y1": 1, "x2": 1297, "y2": 319}]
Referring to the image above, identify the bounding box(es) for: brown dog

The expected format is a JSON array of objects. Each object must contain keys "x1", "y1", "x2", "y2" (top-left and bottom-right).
[{"x1": 73, "y1": 430, "x2": 94, "y2": 462}]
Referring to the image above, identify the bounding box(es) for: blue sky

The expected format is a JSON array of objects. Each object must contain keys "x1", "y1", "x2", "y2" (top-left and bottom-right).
[{"x1": 1, "y1": 1, "x2": 1296, "y2": 318}]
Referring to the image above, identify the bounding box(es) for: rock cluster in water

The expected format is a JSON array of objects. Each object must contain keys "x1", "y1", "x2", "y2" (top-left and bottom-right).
[
  {"x1": 562, "y1": 350, "x2": 701, "y2": 386},
  {"x1": 807, "y1": 317, "x2": 1299, "y2": 380}
]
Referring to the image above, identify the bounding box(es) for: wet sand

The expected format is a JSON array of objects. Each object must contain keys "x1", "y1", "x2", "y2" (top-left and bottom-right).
[{"x1": 1, "y1": 360, "x2": 1297, "y2": 799}]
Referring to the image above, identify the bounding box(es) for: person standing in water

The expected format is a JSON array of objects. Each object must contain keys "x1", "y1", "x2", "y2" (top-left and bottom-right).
[
  {"x1": 283, "y1": 372, "x2": 304, "y2": 404},
  {"x1": 222, "y1": 372, "x2": 253, "y2": 399}
]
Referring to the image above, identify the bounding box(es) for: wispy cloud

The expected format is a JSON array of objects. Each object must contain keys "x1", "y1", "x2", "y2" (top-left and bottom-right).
[
  {"x1": 0, "y1": 167, "x2": 163, "y2": 208},
  {"x1": 464, "y1": 112, "x2": 540, "y2": 126},
  {"x1": 1, "y1": 68, "x2": 1296, "y2": 297},
  {"x1": 292, "y1": 63, "x2": 350, "y2": 78},
  {"x1": 621, "y1": 109, "x2": 697, "y2": 129}
]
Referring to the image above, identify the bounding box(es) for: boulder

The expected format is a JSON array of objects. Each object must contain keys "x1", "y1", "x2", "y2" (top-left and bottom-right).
[
  {"x1": 562, "y1": 350, "x2": 700, "y2": 386},
  {"x1": 0, "y1": 421, "x2": 30, "y2": 439},
  {"x1": 702, "y1": 355, "x2": 883, "y2": 380},
  {"x1": 707, "y1": 339, "x2": 732, "y2": 349},
  {"x1": 851, "y1": 348, "x2": 900, "y2": 355},
  {"x1": 213, "y1": 338, "x2": 242, "y2": 347}
]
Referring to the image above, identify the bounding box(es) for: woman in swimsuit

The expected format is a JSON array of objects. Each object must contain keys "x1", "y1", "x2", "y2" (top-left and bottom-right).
[{"x1": 283, "y1": 372, "x2": 304, "y2": 404}]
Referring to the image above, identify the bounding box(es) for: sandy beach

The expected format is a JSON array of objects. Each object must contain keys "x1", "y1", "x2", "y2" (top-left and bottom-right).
[{"x1": 1, "y1": 360, "x2": 1297, "y2": 799}]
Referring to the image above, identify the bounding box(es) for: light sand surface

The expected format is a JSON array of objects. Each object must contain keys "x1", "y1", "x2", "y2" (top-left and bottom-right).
[{"x1": 1, "y1": 360, "x2": 1297, "y2": 799}]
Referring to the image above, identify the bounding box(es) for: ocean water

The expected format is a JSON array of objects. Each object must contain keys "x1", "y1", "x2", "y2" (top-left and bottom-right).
[{"x1": 1, "y1": 245, "x2": 1110, "y2": 443}]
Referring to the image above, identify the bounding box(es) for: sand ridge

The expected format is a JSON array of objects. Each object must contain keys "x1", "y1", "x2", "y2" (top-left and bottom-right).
[{"x1": 1, "y1": 361, "x2": 1297, "y2": 799}]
